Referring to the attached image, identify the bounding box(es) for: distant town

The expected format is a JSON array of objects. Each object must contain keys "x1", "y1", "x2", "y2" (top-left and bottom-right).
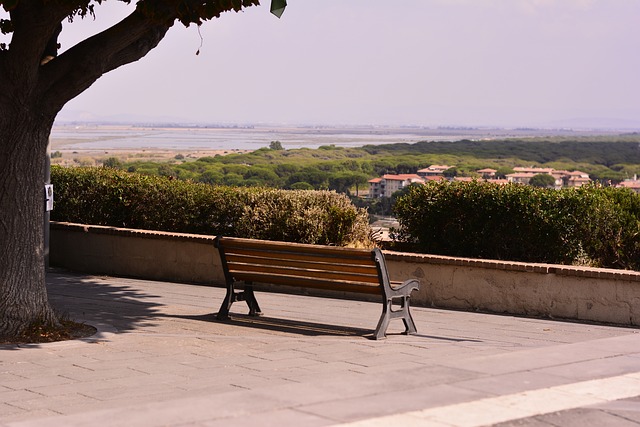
[{"x1": 368, "y1": 165, "x2": 640, "y2": 198}]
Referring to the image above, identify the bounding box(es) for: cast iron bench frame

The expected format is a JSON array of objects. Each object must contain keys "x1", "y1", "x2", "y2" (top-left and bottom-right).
[{"x1": 214, "y1": 236, "x2": 420, "y2": 339}]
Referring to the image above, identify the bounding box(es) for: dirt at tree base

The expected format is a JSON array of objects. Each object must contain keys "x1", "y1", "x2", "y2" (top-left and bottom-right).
[{"x1": 0, "y1": 319, "x2": 97, "y2": 345}]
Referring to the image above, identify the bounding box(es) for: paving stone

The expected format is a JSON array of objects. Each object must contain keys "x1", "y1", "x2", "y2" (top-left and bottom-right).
[
  {"x1": 252, "y1": 380, "x2": 354, "y2": 406},
  {"x1": 0, "y1": 409, "x2": 61, "y2": 424},
  {"x1": 536, "y1": 355, "x2": 640, "y2": 381},
  {"x1": 346, "y1": 360, "x2": 435, "y2": 375},
  {"x1": 591, "y1": 396, "x2": 640, "y2": 423},
  {"x1": 248, "y1": 348, "x2": 315, "y2": 361},
  {"x1": 477, "y1": 416, "x2": 557, "y2": 427},
  {"x1": 1, "y1": 375, "x2": 77, "y2": 391},
  {"x1": 453, "y1": 370, "x2": 575, "y2": 396},
  {"x1": 26, "y1": 373, "x2": 183, "y2": 398},
  {"x1": 240, "y1": 357, "x2": 325, "y2": 372},
  {"x1": 300, "y1": 349, "x2": 376, "y2": 363},
  {"x1": 79, "y1": 384, "x2": 189, "y2": 401},
  {"x1": 196, "y1": 408, "x2": 332, "y2": 427},
  {"x1": 436, "y1": 343, "x2": 619, "y2": 376},
  {"x1": 0, "y1": 402, "x2": 25, "y2": 417},
  {"x1": 188, "y1": 372, "x2": 294, "y2": 391},
  {"x1": 8, "y1": 393, "x2": 99, "y2": 412},
  {"x1": 533, "y1": 407, "x2": 640, "y2": 427},
  {"x1": 0, "y1": 389, "x2": 46, "y2": 403},
  {"x1": 58, "y1": 366, "x2": 154, "y2": 381},
  {"x1": 297, "y1": 383, "x2": 487, "y2": 423},
  {"x1": 7, "y1": 390, "x2": 291, "y2": 427},
  {"x1": 0, "y1": 373, "x2": 28, "y2": 387},
  {"x1": 281, "y1": 360, "x2": 367, "y2": 377}
]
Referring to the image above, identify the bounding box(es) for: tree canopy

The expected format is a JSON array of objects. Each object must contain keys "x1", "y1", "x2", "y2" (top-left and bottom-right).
[{"x1": 529, "y1": 173, "x2": 556, "y2": 188}]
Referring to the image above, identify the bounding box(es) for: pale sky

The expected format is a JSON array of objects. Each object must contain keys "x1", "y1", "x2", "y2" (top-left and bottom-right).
[{"x1": 26, "y1": 0, "x2": 640, "y2": 127}]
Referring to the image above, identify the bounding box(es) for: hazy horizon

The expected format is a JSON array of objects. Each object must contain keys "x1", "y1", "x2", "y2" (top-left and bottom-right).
[{"x1": 25, "y1": 0, "x2": 639, "y2": 129}]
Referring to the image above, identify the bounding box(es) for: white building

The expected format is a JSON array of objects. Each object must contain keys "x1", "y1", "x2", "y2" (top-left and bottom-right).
[
  {"x1": 617, "y1": 175, "x2": 640, "y2": 194},
  {"x1": 368, "y1": 174, "x2": 424, "y2": 198},
  {"x1": 417, "y1": 165, "x2": 450, "y2": 178}
]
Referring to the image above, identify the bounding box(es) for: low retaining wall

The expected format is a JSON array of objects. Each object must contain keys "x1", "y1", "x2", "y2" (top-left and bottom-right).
[{"x1": 50, "y1": 222, "x2": 640, "y2": 327}]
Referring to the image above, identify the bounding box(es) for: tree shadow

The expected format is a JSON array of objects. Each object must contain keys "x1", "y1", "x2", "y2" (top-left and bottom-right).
[{"x1": 46, "y1": 270, "x2": 164, "y2": 335}]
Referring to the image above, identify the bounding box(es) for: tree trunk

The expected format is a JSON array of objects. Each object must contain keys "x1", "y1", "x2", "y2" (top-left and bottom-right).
[
  {"x1": 0, "y1": 0, "x2": 257, "y2": 340},
  {"x1": 0, "y1": 113, "x2": 58, "y2": 338}
]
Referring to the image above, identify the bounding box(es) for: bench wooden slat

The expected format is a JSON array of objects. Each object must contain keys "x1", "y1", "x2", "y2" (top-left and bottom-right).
[
  {"x1": 225, "y1": 253, "x2": 379, "y2": 276},
  {"x1": 228, "y1": 262, "x2": 381, "y2": 284},
  {"x1": 228, "y1": 270, "x2": 382, "y2": 294},
  {"x1": 220, "y1": 237, "x2": 374, "y2": 260},
  {"x1": 223, "y1": 247, "x2": 375, "y2": 266}
]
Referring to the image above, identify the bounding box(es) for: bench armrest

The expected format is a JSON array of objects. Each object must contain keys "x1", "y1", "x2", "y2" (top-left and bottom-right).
[{"x1": 387, "y1": 278, "x2": 420, "y2": 297}]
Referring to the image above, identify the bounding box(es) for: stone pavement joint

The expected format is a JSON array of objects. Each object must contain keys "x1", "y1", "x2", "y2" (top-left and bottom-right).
[{"x1": 0, "y1": 271, "x2": 639, "y2": 427}]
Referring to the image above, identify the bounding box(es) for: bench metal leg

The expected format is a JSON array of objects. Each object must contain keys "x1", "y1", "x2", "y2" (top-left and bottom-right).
[
  {"x1": 374, "y1": 303, "x2": 391, "y2": 340},
  {"x1": 216, "y1": 282, "x2": 263, "y2": 320},
  {"x1": 374, "y1": 296, "x2": 417, "y2": 339},
  {"x1": 401, "y1": 297, "x2": 418, "y2": 335},
  {"x1": 243, "y1": 284, "x2": 262, "y2": 317},
  {"x1": 217, "y1": 282, "x2": 235, "y2": 320}
]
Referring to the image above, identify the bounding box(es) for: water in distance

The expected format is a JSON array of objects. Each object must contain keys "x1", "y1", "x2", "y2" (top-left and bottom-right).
[{"x1": 50, "y1": 124, "x2": 609, "y2": 152}]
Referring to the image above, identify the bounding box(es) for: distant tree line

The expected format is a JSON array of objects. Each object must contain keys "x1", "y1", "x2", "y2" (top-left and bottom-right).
[{"x1": 92, "y1": 136, "x2": 640, "y2": 196}]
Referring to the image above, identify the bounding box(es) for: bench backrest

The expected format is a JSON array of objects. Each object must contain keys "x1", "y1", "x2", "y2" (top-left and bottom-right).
[{"x1": 215, "y1": 237, "x2": 385, "y2": 295}]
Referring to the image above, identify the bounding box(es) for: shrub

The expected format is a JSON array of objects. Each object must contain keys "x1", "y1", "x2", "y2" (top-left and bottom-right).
[
  {"x1": 51, "y1": 166, "x2": 373, "y2": 247},
  {"x1": 102, "y1": 157, "x2": 123, "y2": 169},
  {"x1": 580, "y1": 186, "x2": 640, "y2": 270},
  {"x1": 393, "y1": 181, "x2": 640, "y2": 270}
]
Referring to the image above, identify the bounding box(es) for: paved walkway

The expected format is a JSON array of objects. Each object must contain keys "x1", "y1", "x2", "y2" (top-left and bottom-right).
[{"x1": 1, "y1": 271, "x2": 639, "y2": 427}]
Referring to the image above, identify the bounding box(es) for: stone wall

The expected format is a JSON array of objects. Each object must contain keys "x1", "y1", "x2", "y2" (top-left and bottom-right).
[{"x1": 50, "y1": 222, "x2": 640, "y2": 327}]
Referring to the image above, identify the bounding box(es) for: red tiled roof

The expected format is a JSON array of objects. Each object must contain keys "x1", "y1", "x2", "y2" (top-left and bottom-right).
[
  {"x1": 418, "y1": 165, "x2": 450, "y2": 172},
  {"x1": 618, "y1": 180, "x2": 640, "y2": 189},
  {"x1": 506, "y1": 173, "x2": 536, "y2": 178},
  {"x1": 382, "y1": 174, "x2": 423, "y2": 181},
  {"x1": 513, "y1": 167, "x2": 554, "y2": 174}
]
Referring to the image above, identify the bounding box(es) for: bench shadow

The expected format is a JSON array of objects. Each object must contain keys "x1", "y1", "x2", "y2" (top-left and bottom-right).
[
  {"x1": 171, "y1": 312, "x2": 376, "y2": 338},
  {"x1": 411, "y1": 334, "x2": 483, "y2": 343},
  {"x1": 169, "y1": 312, "x2": 483, "y2": 342}
]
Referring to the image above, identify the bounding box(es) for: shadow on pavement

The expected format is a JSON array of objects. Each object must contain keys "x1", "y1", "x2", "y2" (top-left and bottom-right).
[
  {"x1": 170, "y1": 312, "x2": 374, "y2": 338},
  {"x1": 46, "y1": 271, "x2": 164, "y2": 334}
]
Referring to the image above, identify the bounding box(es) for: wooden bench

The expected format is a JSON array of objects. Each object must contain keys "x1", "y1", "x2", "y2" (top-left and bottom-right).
[{"x1": 214, "y1": 236, "x2": 420, "y2": 339}]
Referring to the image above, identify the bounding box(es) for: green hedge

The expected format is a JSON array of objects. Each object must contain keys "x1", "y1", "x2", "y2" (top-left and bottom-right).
[
  {"x1": 51, "y1": 166, "x2": 373, "y2": 247},
  {"x1": 393, "y1": 181, "x2": 640, "y2": 270}
]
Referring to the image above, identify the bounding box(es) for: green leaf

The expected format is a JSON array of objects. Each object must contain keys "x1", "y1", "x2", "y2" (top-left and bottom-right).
[{"x1": 270, "y1": 0, "x2": 286, "y2": 18}]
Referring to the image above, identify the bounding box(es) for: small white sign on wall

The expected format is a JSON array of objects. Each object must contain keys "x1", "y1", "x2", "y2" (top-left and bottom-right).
[{"x1": 45, "y1": 184, "x2": 54, "y2": 211}]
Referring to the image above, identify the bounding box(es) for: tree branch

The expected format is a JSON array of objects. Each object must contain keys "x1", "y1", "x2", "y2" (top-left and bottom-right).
[
  {"x1": 37, "y1": 7, "x2": 172, "y2": 113},
  {"x1": 8, "y1": 0, "x2": 262, "y2": 117},
  {"x1": 5, "y1": 0, "x2": 76, "y2": 75}
]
